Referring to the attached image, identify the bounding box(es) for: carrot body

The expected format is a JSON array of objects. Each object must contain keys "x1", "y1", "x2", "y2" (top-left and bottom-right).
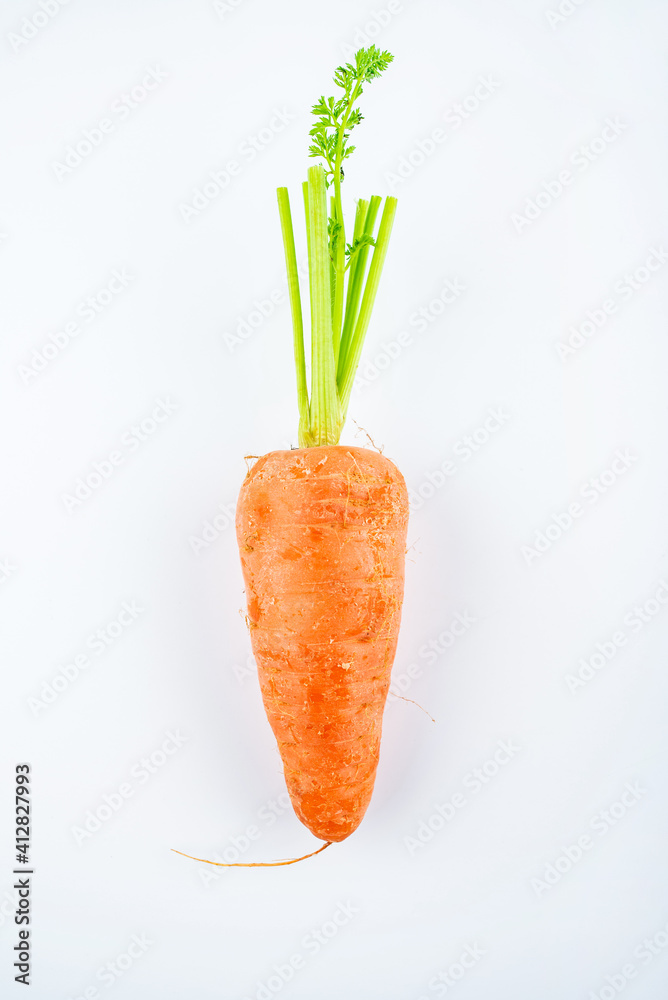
[{"x1": 236, "y1": 445, "x2": 409, "y2": 842}]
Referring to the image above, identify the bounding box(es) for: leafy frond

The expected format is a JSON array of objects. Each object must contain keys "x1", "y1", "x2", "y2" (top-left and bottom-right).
[
  {"x1": 345, "y1": 233, "x2": 376, "y2": 260},
  {"x1": 308, "y1": 45, "x2": 394, "y2": 183},
  {"x1": 328, "y1": 216, "x2": 342, "y2": 262}
]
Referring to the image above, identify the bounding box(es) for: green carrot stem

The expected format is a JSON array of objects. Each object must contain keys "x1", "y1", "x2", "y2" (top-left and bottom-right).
[
  {"x1": 345, "y1": 198, "x2": 369, "y2": 306},
  {"x1": 337, "y1": 195, "x2": 381, "y2": 381},
  {"x1": 278, "y1": 46, "x2": 397, "y2": 447},
  {"x1": 330, "y1": 137, "x2": 346, "y2": 351},
  {"x1": 276, "y1": 187, "x2": 309, "y2": 435},
  {"x1": 302, "y1": 181, "x2": 314, "y2": 329},
  {"x1": 329, "y1": 194, "x2": 338, "y2": 359},
  {"x1": 305, "y1": 164, "x2": 341, "y2": 446},
  {"x1": 338, "y1": 195, "x2": 397, "y2": 415}
]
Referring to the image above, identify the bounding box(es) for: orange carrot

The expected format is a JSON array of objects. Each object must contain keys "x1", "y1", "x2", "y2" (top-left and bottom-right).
[
  {"x1": 234, "y1": 47, "x2": 405, "y2": 851},
  {"x1": 237, "y1": 446, "x2": 408, "y2": 842},
  {"x1": 175, "y1": 47, "x2": 406, "y2": 867}
]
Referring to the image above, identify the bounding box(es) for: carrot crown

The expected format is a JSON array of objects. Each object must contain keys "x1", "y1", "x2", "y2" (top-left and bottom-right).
[{"x1": 277, "y1": 46, "x2": 397, "y2": 447}]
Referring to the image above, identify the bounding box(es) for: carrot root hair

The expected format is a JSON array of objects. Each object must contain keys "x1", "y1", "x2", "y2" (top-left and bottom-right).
[
  {"x1": 393, "y1": 694, "x2": 436, "y2": 722},
  {"x1": 171, "y1": 840, "x2": 333, "y2": 868}
]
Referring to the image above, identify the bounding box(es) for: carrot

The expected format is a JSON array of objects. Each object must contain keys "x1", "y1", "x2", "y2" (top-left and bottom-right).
[
  {"x1": 175, "y1": 46, "x2": 406, "y2": 867},
  {"x1": 237, "y1": 445, "x2": 408, "y2": 842}
]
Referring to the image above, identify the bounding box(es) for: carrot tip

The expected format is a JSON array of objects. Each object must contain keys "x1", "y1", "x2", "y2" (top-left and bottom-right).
[{"x1": 171, "y1": 840, "x2": 333, "y2": 868}]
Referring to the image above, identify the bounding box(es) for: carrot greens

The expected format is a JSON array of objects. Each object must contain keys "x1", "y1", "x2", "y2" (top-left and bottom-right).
[{"x1": 276, "y1": 46, "x2": 397, "y2": 447}]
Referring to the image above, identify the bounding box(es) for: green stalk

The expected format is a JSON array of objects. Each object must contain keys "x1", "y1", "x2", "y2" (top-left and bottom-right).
[
  {"x1": 302, "y1": 181, "x2": 314, "y2": 325},
  {"x1": 329, "y1": 194, "x2": 338, "y2": 353},
  {"x1": 277, "y1": 46, "x2": 397, "y2": 447},
  {"x1": 337, "y1": 195, "x2": 380, "y2": 381},
  {"x1": 338, "y1": 195, "x2": 397, "y2": 415},
  {"x1": 330, "y1": 79, "x2": 363, "y2": 353},
  {"x1": 344, "y1": 197, "x2": 369, "y2": 312},
  {"x1": 330, "y1": 139, "x2": 346, "y2": 353},
  {"x1": 305, "y1": 164, "x2": 341, "y2": 446},
  {"x1": 277, "y1": 187, "x2": 309, "y2": 439}
]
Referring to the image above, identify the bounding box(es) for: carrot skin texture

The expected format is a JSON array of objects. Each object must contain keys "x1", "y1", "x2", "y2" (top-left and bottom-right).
[{"x1": 236, "y1": 446, "x2": 409, "y2": 842}]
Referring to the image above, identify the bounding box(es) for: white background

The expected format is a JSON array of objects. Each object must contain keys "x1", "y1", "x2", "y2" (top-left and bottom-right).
[{"x1": 2, "y1": 0, "x2": 668, "y2": 997}]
